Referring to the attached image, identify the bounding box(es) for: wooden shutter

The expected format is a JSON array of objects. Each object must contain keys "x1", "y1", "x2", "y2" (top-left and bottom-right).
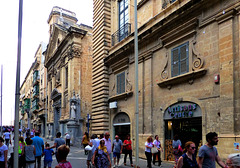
[
  {"x1": 180, "y1": 43, "x2": 188, "y2": 74},
  {"x1": 171, "y1": 42, "x2": 189, "y2": 77},
  {"x1": 172, "y1": 48, "x2": 179, "y2": 77},
  {"x1": 117, "y1": 72, "x2": 125, "y2": 94}
]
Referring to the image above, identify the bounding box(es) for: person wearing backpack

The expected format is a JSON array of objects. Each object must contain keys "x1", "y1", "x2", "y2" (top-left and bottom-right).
[
  {"x1": 172, "y1": 135, "x2": 182, "y2": 167},
  {"x1": 19, "y1": 136, "x2": 26, "y2": 168}
]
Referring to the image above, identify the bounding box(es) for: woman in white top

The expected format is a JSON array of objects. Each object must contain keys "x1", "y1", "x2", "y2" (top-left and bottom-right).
[
  {"x1": 227, "y1": 153, "x2": 240, "y2": 168},
  {"x1": 145, "y1": 136, "x2": 153, "y2": 168},
  {"x1": 153, "y1": 135, "x2": 163, "y2": 166},
  {"x1": 0, "y1": 137, "x2": 8, "y2": 168}
]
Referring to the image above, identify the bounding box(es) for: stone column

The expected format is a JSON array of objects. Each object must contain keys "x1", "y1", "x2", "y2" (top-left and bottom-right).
[{"x1": 217, "y1": 11, "x2": 235, "y2": 134}]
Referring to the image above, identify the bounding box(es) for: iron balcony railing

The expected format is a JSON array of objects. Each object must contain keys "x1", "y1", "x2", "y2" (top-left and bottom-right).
[
  {"x1": 112, "y1": 23, "x2": 131, "y2": 46},
  {"x1": 162, "y1": 0, "x2": 176, "y2": 9}
]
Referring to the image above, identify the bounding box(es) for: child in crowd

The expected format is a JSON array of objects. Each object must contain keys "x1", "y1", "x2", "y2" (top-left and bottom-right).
[
  {"x1": 43, "y1": 142, "x2": 54, "y2": 168},
  {"x1": 23, "y1": 138, "x2": 36, "y2": 168},
  {"x1": 55, "y1": 145, "x2": 72, "y2": 168}
]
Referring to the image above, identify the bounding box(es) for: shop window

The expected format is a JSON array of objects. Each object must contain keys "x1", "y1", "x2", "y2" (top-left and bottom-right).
[
  {"x1": 117, "y1": 72, "x2": 125, "y2": 94},
  {"x1": 171, "y1": 42, "x2": 189, "y2": 77}
]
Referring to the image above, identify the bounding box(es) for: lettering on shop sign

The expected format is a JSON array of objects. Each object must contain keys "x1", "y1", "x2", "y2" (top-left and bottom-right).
[
  {"x1": 167, "y1": 104, "x2": 197, "y2": 119},
  {"x1": 117, "y1": 118, "x2": 126, "y2": 123}
]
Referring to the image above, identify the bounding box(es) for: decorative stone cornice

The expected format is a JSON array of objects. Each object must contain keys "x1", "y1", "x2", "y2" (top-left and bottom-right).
[
  {"x1": 108, "y1": 91, "x2": 133, "y2": 102},
  {"x1": 158, "y1": 68, "x2": 207, "y2": 89},
  {"x1": 216, "y1": 8, "x2": 237, "y2": 24},
  {"x1": 161, "y1": 17, "x2": 198, "y2": 48}
]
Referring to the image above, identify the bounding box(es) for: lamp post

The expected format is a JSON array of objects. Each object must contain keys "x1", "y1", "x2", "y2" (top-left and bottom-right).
[
  {"x1": 86, "y1": 114, "x2": 91, "y2": 134},
  {"x1": 134, "y1": 0, "x2": 139, "y2": 167},
  {"x1": 14, "y1": 0, "x2": 23, "y2": 167}
]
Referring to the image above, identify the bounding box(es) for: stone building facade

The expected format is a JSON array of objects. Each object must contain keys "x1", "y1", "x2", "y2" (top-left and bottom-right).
[
  {"x1": 93, "y1": 0, "x2": 240, "y2": 160},
  {"x1": 20, "y1": 43, "x2": 46, "y2": 132},
  {"x1": 20, "y1": 65, "x2": 33, "y2": 129},
  {"x1": 44, "y1": 7, "x2": 92, "y2": 146}
]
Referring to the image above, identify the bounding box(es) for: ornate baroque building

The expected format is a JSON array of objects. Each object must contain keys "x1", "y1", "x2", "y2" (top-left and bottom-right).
[
  {"x1": 93, "y1": 0, "x2": 240, "y2": 160},
  {"x1": 44, "y1": 7, "x2": 92, "y2": 145}
]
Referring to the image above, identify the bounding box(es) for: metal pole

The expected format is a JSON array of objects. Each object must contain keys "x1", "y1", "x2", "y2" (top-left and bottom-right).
[
  {"x1": 45, "y1": 68, "x2": 48, "y2": 138},
  {"x1": 87, "y1": 114, "x2": 89, "y2": 134},
  {"x1": 14, "y1": 0, "x2": 23, "y2": 167},
  {"x1": 0, "y1": 65, "x2": 2, "y2": 136},
  {"x1": 134, "y1": 0, "x2": 139, "y2": 167}
]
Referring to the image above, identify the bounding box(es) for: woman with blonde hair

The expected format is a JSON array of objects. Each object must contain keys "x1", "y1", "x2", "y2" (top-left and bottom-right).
[
  {"x1": 177, "y1": 141, "x2": 198, "y2": 168},
  {"x1": 145, "y1": 136, "x2": 154, "y2": 168}
]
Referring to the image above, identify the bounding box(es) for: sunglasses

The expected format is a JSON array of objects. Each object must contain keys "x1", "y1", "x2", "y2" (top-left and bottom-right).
[{"x1": 191, "y1": 147, "x2": 196, "y2": 150}]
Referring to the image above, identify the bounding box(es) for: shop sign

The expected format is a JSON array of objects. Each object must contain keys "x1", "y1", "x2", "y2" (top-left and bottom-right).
[
  {"x1": 164, "y1": 102, "x2": 201, "y2": 119},
  {"x1": 113, "y1": 112, "x2": 130, "y2": 124}
]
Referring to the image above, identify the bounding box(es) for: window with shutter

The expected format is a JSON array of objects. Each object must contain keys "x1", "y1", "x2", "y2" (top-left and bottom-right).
[
  {"x1": 117, "y1": 72, "x2": 125, "y2": 94},
  {"x1": 171, "y1": 42, "x2": 189, "y2": 77}
]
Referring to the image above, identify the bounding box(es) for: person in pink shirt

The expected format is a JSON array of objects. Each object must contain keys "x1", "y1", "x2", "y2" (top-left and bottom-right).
[{"x1": 55, "y1": 145, "x2": 72, "y2": 168}]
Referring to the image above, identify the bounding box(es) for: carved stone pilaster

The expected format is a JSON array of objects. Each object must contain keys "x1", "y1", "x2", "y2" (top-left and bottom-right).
[
  {"x1": 68, "y1": 44, "x2": 82, "y2": 60},
  {"x1": 160, "y1": 51, "x2": 169, "y2": 81},
  {"x1": 126, "y1": 70, "x2": 132, "y2": 92},
  {"x1": 191, "y1": 35, "x2": 204, "y2": 71}
]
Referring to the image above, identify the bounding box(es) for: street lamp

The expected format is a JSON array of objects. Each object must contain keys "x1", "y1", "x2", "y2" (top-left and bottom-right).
[
  {"x1": 86, "y1": 114, "x2": 91, "y2": 134},
  {"x1": 134, "y1": 0, "x2": 139, "y2": 167}
]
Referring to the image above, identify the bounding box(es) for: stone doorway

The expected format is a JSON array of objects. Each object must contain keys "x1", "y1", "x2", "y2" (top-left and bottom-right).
[{"x1": 113, "y1": 112, "x2": 130, "y2": 142}]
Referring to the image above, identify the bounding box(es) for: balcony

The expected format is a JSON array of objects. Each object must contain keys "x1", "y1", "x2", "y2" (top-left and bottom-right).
[
  {"x1": 32, "y1": 98, "x2": 39, "y2": 112},
  {"x1": 162, "y1": 0, "x2": 176, "y2": 9},
  {"x1": 112, "y1": 23, "x2": 131, "y2": 46},
  {"x1": 33, "y1": 70, "x2": 40, "y2": 86},
  {"x1": 24, "y1": 98, "x2": 30, "y2": 110},
  {"x1": 32, "y1": 58, "x2": 40, "y2": 70},
  {"x1": 21, "y1": 108, "x2": 25, "y2": 115},
  {"x1": 32, "y1": 85, "x2": 39, "y2": 97}
]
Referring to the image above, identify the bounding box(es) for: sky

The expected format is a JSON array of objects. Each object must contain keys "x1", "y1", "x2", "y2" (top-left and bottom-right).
[{"x1": 0, "y1": 0, "x2": 93, "y2": 125}]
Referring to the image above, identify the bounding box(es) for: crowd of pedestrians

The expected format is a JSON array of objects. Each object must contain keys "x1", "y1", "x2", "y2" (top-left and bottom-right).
[
  {"x1": 83, "y1": 132, "x2": 133, "y2": 168},
  {"x1": 142, "y1": 132, "x2": 240, "y2": 168},
  {"x1": 0, "y1": 129, "x2": 72, "y2": 168},
  {"x1": 0, "y1": 128, "x2": 239, "y2": 168}
]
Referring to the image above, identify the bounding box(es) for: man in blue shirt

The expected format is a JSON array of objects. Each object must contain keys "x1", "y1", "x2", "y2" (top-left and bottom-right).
[
  {"x1": 32, "y1": 131, "x2": 44, "y2": 168},
  {"x1": 112, "y1": 135, "x2": 123, "y2": 168},
  {"x1": 198, "y1": 132, "x2": 227, "y2": 168}
]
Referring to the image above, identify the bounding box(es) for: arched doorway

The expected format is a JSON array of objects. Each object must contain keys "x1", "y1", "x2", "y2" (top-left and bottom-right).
[
  {"x1": 164, "y1": 102, "x2": 202, "y2": 161},
  {"x1": 113, "y1": 112, "x2": 130, "y2": 141}
]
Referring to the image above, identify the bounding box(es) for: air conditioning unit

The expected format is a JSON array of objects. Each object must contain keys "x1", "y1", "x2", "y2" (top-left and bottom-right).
[{"x1": 109, "y1": 101, "x2": 117, "y2": 109}]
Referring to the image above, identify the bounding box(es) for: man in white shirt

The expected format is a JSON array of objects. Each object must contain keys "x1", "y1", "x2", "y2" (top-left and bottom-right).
[{"x1": 65, "y1": 132, "x2": 71, "y2": 148}]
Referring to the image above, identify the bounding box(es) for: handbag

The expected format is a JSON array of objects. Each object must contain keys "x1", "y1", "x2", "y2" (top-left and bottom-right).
[
  {"x1": 85, "y1": 145, "x2": 94, "y2": 151},
  {"x1": 122, "y1": 146, "x2": 127, "y2": 154},
  {"x1": 152, "y1": 147, "x2": 158, "y2": 154}
]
